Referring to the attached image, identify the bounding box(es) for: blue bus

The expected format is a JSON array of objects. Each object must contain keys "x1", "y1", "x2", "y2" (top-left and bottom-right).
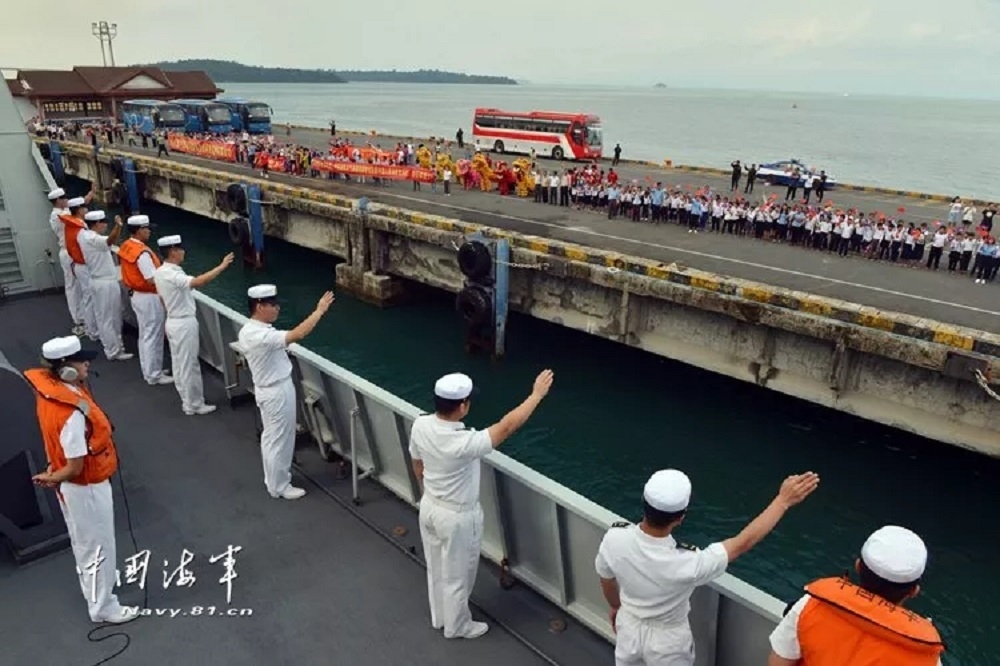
[
  {"x1": 171, "y1": 99, "x2": 234, "y2": 134},
  {"x1": 120, "y1": 100, "x2": 187, "y2": 134},
  {"x1": 215, "y1": 97, "x2": 273, "y2": 134}
]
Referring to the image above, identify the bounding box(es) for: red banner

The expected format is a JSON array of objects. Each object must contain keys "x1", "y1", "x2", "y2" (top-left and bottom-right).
[
  {"x1": 166, "y1": 134, "x2": 236, "y2": 162},
  {"x1": 312, "y1": 159, "x2": 436, "y2": 183},
  {"x1": 253, "y1": 154, "x2": 288, "y2": 172}
]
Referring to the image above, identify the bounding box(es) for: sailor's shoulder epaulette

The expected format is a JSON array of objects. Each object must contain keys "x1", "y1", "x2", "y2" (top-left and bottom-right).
[{"x1": 610, "y1": 521, "x2": 631, "y2": 529}]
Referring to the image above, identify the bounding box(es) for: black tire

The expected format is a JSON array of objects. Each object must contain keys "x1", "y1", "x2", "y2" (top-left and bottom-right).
[
  {"x1": 552, "y1": 146, "x2": 564, "y2": 160},
  {"x1": 457, "y1": 241, "x2": 493, "y2": 281},
  {"x1": 456, "y1": 286, "x2": 492, "y2": 325},
  {"x1": 38, "y1": 144, "x2": 51, "y2": 160},
  {"x1": 494, "y1": 140, "x2": 505, "y2": 154},
  {"x1": 110, "y1": 157, "x2": 125, "y2": 181},
  {"x1": 226, "y1": 183, "x2": 248, "y2": 214},
  {"x1": 228, "y1": 217, "x2": 250, "y2": 246}
]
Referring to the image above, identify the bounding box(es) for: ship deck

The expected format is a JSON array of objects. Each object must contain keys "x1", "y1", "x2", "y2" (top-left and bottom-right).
[
  {"x1": 0, "y1": 294, "x2": 613, "y2": 666},
  {"x1": 99, "y1": 130, "x2": 1000, "y2": 333}
]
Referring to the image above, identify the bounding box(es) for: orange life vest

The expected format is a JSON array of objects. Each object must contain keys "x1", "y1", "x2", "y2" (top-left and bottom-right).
[
  {"x1": 798, "y1": 577, "x2": 944, "y2": 666},
  {"x1": 23, "y1": 368, "x2": 118, "y2": 485},
  {"x1": 59, "y1": 214, "x2": 86, "y2": 265},
  {"x1": 118, "y1": 238, "x2": 160, "y2": 293}
]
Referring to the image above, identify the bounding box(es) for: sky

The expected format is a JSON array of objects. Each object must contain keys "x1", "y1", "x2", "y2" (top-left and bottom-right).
[{"x1": 1, "y1": 0, "x2": 999, "y2": 98}]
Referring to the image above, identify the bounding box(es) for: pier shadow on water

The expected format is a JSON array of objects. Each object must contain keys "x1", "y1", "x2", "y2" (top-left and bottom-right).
[{"x1": 114, "y1": 189, "x2": 996, "y2": 666}]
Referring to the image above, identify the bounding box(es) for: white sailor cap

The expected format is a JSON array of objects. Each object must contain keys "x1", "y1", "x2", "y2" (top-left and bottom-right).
[
  {"x1": 41, "y1": 335, "x2": 98, "y2": 362},
  {"x1": 861, "y1": 526, "x2": 927, "y2": 584},
  {"x1": 157, "y1": 235, "x2": 182, "y2": 247},
  {"x1": 127, "y1": 214, "x2": 150, "y2": 227},
  {"x1": 434, "y1": 373, "x2": 474, "y2": 400},
  {"x1": 67, "y1": 197, "x2": 86, "y2": 208},
  {"x1": 84, "y1": 210, "x2": 106, "y2": 223},
  {"x1": 643, "y1": 469, "x2": 691, "y2": 513},
  {"x1": 47, "y1": 188, "x2": 66, "y2": 201},
  {"x1": 247, "y1": 284, "x2": 277, "y2": 300}
]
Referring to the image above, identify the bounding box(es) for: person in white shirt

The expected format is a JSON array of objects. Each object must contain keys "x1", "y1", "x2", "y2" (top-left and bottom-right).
[
  {"x1": 237, "y1": 284, "x2": 335, "y2": 500},
  {"x1": 79, "y1": 211, "x2": 131, "y2": 361},
  {"x1": 152, "y1": 235, "x2": 233, "y2": 415},
  {"x1": 442, "y1": 167, "x2": 453, "y2": 195},
  {"x1": 409, "y1": 368, "x2": 555, "y2": 639},
  {"x1": 47, "y1": 187, "x2": 93, "y2": 336},
  {"x1": 62, "y1": 197, "x2": 101, "y2": 341},
  {"x1": 595, "y1": 470, "x2": 819, "y2": 666}
]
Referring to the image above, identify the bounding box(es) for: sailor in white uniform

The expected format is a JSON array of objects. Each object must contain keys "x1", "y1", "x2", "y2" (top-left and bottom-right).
[
  {"x1": 152, "y1": 235, "x2": 233, "y2": 415},
  {"x1": 79, "y1": 211, "x2": 132, "y2": 361},
  {"x1": 47, "y1": 186, "x2": 93, "y2": 336},
  {"x1": 64, "y1": 197, "x2": 101, "y2": 341},
  {"x1": 595, "y1": 469, "x2": 820, "y2": 666},
  {"x1": 409, "y1": 368, "x2": 554, "y2": 639},
  {"x1": 237, "y1": 284, "x2": 335, "y2": 500}
]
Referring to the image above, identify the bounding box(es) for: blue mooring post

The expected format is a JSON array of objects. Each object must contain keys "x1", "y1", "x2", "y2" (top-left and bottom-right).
[
  {"x1": 123, "y1": 158, "x2": 139, "y2": 214},
  {"x1": 493, "y1": 239, "x2": 510, "y2": 358},
  {"x1": 247, "y1": 183, "x2": 265, "y2": 258},
  {"x1": 48, "y1": 141, "x2": 65, "y2": 183}
]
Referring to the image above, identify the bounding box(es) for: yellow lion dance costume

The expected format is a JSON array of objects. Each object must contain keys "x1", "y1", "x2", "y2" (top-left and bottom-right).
[
  {"x1": 435, "y1": 153, "x2": 455, "y2": 180},
  {"x1": 513, "y1": 158, "x2": 533, "y2": 197},
  {"x1": 471, "y1": 153, "x2": 496, "y2": 192},
  {"x1": 416, "y1": 146, "x2": 432, "y2": 169}
]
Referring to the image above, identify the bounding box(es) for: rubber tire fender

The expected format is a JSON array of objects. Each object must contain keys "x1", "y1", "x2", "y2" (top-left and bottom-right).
[
  {"x1": 110, "y1": 157, "x2": 125, "y2": 181},
  {"x1": 457, "y1": 241, "x2": 493, "y2": 282},
  {"x1": 456, "y1": 285, "x2": 492, "y2": 325},
  {"x1": 226, "y1": 183, "x2": 248, "y2": 214},
  {"x1": 228, "y1": 216, "x2": 250, "y2": 246}
]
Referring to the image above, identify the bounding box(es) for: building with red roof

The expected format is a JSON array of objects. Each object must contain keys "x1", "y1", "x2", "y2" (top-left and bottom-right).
[{"x1": 5, "y1": 66, "x2": 222, "y2": 121}]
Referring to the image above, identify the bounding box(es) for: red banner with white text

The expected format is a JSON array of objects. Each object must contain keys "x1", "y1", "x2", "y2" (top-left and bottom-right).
[
  {"x1": 166, "y1": 134, "x2": 236, "y2": 162},
  {"x1": 312, "y1": 159, "x2": 436, "y2": 183}
]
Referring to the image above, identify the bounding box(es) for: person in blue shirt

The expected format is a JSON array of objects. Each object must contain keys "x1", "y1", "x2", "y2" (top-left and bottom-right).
[
  {"x1": 689, "y1": 199, "x2": 702, "y2": 232},
  {"x1": 974, "y1": 236, "x2": 997, "y2": 284},
  {"x1": 607, "y1": 186, "x2": 620, "y2": 220},
  {"x1": 651, "y1": 185, "x2": 665, "y2": 224}
]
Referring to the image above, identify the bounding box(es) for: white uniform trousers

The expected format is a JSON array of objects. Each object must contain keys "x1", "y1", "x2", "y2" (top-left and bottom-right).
[
  {"x1": 57, "y1": 480, "x2": 126, "y2": 622},
  {"x1": 59, "y1": 249, "x2": 83, "y2": 325},
  {"x1": 255, "y1": 376, "x2": 296, "y2": 496},
  {"x1": 91, "y1": 278, "x2": 124, "y2": 359},
  {"x1": 164, "y1": 316, "x2": 205, "y2": 412},
  {"x1": 418, "y1": 494, "x2": 483, "y2": 638},
  {"x1": 73, "y1": 263, "x2": 99, "y2": 339},
  {"x1": 131, "y1": 292, "x2": 166, "y2": 383},
  {"x1": 614, "y1": 609, "x2": 696, "y2": 666}
]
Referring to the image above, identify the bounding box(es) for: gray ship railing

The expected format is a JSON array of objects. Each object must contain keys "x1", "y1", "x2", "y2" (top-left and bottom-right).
[{"x1": 191, "y1": 290, "x2": 784, "y2": 666}]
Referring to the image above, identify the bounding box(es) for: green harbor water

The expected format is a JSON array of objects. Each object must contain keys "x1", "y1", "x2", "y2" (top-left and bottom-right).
[{"x1": 134, "y1": 195, "x2": 997, "y2": 665}]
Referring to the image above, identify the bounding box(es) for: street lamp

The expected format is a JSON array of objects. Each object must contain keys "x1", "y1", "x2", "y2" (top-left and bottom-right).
[{"x1": 91, "y1": 21, "x2": 119, "y2": 67}]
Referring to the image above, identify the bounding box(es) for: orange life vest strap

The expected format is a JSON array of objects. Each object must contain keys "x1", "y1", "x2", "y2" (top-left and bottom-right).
[{"x1": 805, "y1": 577, "x2": 944, "y2": 648}]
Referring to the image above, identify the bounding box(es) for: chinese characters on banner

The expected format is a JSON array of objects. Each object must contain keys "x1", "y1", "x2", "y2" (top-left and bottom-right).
[
  {"x1": 83, "y1": 545, "x2": 244, "y2": 604},
  {"x1": 166, "y1": 134, "x2": 237, "y2": 162},
  {"x1": 311, "y1": 159, "x2": 437, "y2": 183}
]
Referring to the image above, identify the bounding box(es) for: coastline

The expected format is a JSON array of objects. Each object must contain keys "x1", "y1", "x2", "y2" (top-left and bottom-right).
[{"x1": 288, "y1": 124, "x2": 997, "y2": 208}]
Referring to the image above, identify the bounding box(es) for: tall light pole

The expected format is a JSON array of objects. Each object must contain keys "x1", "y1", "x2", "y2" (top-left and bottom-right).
[{"x1": 91, "y1": 21, "x2": 118, "y2": 67}]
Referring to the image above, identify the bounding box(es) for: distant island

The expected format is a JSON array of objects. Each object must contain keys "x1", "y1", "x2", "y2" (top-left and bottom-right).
[{"x1": 144, "y1": 59, "x2": 517, "y2": 85}]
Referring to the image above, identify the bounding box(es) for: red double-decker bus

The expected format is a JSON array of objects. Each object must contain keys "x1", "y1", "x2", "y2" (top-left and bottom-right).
[{"x1": 471, "y1": 108, "x2": 603, "y2": 161}]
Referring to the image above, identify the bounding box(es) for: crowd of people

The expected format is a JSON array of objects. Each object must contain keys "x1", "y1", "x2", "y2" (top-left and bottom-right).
[{"x1": 33, "y1": 117, "x2": 999, "y2": 288}]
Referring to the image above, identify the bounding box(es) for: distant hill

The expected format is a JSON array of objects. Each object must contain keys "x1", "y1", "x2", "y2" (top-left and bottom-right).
[{"x1": 144, "y1": 60, "x2": 516, "y2": 85}]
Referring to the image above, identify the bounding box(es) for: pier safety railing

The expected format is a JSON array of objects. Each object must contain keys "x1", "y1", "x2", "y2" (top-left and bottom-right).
[{"x1": 190, "y1": 290, "x2": 785, "y2": 665}]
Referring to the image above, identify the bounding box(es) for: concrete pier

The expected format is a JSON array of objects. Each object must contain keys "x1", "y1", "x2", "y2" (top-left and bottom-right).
[{"x1": 44, "y1": 138, "x2": 1000, "y2": 457}]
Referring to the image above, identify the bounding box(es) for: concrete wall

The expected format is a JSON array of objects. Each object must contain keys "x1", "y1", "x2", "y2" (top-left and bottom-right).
[
  {"x1": 57, "y1": 144, "x2": 1000, "y2": 457},
  {"x1": 0, "y1": 80, "x2": 62, "y2": 294}
]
